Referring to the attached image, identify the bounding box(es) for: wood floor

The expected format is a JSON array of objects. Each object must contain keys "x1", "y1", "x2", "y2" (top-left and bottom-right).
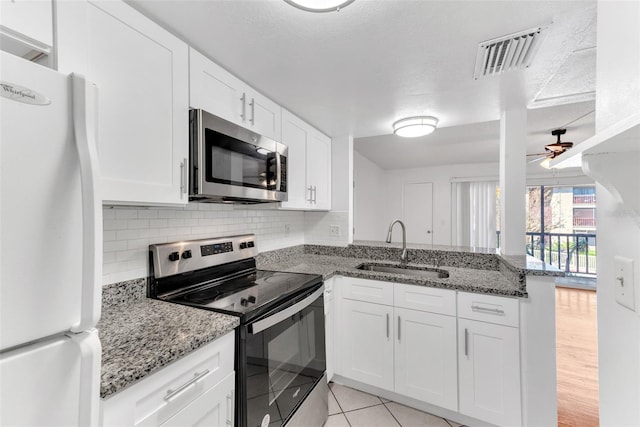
[{"x1": 556, "y1": 287, "x2": 599, "y2": 427}]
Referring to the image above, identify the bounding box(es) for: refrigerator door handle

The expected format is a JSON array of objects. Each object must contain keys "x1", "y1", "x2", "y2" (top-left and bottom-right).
[
  {"x1": 68, "y1": 331, "x2": 101, "y2": 426},
  {"x1": 71, "y1": 74, "x2": 102, "y2": 332}
]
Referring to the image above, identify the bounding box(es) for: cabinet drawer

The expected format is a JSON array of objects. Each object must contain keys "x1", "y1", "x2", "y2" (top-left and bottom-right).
[
  {"x1": 394, "y1": 284, "x2": 456, "y2": 316},
  {"x1": 160, "y1": 372, "x2": 234, "y2": 427},
  {"x1": 102, "y1": 331, "x2": 235, "y2": 427},
  {"x1": 457, "y1": 292, "x2": 519, "y2": 327},
  {"x1": 341, "y1": 277, "x2": 394, "y2": 306}
]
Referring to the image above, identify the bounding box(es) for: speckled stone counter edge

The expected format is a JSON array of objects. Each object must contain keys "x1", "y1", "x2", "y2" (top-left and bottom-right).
[
  {"x1": 102, "y1": 278, "x2": 147, "y2": 310},
  {"x1": 257, "y1": 243, "x2": 564, "y2": 278},
  {"x1": 99, "y1": 279, "x2": 239, "y2": 399}
]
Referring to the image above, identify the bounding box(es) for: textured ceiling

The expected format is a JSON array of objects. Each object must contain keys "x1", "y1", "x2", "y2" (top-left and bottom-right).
[{"x1": 127, "y1": 0, "x2": 597, "y2": 169}]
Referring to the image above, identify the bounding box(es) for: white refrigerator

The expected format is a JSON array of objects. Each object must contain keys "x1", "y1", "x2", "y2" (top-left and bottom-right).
[{"x1": 0, "y1": 51, "x2": 102, "y2": 426}]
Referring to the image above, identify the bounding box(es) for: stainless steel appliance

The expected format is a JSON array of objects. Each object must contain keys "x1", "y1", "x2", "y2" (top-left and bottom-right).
[
  {"x1": 149, "y1": 235, "x2": 328, "y2": 427},
  {"x1": 189, "y1": 109, "x2": 288, "y2": 203}
]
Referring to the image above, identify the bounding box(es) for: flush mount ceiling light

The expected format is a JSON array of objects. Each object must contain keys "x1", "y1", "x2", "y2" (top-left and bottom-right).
[
  {"x1": 392, "y1": 116, "x2": 439, "y2": 138},
  {"x1": 284, "y1": 0, "x2": 355, "y2": 13}
]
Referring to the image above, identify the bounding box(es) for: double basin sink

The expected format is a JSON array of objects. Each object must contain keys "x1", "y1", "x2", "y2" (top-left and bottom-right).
[{"x1": 357, "y1": 263, "x2": 449, "y2": 279}]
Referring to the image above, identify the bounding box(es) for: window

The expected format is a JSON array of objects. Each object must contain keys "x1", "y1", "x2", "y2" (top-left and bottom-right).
[{"x1": 525, "y1": 185, "x2": 597, "y2": 276}]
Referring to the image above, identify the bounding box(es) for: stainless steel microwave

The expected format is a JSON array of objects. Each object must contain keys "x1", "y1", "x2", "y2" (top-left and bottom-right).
[{"x1": 189, "y1": 109, "x2": 287, "y2": 203}]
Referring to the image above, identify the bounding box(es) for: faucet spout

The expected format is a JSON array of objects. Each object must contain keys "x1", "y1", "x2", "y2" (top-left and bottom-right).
[{"x1": 386, "y1": 220, "x2": 408, "y2": 265}]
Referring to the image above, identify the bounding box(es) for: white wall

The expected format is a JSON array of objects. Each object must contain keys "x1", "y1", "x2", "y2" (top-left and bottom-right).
[
  {"x1": 354, "y1": 155, "x2": 499, "y2": 245},
  {"x1": 353, "y1": 151, "x2": 387, "y2": 241},
  {"x1": 593, "y1": 1, "x2": 640, "y2": 425}
]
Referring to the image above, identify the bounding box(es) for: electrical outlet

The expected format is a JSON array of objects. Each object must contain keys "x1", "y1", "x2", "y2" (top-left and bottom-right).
[
  {"x1": 329, "y1": 225, "x2": 340, "y2": 236},
  {"x1": 614, "y1": 256, "x2": 635, "y2": 311}
]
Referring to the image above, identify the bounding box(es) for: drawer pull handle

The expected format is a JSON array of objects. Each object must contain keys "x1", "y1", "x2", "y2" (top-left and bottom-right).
[
  {"x1": 471, "y1": 305, "x2": 505, "y2": 315},
  {"x1": 164, "y1": 369, "x2": 210, "y2": 401}
]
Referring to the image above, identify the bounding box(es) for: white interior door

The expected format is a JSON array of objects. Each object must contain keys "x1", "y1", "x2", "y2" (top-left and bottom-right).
[
  {"x1": 0, "y1": 331, "x2": 101, "y2": 426},
  {"x1": 402, "y1": 182, "x2": 434, "y2": 244}
]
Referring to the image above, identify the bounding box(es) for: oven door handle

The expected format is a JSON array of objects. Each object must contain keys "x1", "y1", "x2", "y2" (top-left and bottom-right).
[{"x1": 249, "y1": 285, "x2": 324, "y2": 334}]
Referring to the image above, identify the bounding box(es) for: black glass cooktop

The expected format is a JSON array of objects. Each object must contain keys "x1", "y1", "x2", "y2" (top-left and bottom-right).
[{"x1": 162, "y1": 269, "x2": 322, "y2": 319}]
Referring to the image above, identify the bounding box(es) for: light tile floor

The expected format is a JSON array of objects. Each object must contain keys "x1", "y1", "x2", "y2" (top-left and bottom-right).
[{"x1": 325, "y1": 383, "x2": 466, "y2": 427}]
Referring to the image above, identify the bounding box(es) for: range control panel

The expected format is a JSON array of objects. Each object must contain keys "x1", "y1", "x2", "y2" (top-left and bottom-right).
[
  {"x1": 200, "y1": 241, "x2": 233, "y2": 257},
  {"x1": 150, "y1": 234, "x2": 258, "y2": 278}
]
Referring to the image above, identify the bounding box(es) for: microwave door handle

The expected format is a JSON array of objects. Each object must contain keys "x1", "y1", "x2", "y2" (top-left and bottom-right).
[
  {"x1": 275, "y1": 153, "x2": 282, "y2": 191},
  {"x1": 249, "y1": 285, "x2": 324, "y2": 334}
]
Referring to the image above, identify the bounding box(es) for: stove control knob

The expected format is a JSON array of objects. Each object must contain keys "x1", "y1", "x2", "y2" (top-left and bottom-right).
[
  {"x1": 248, "y1": 295, "x2": 256, "y2": 304},
  {"x1": 182, "y1": 250, "x2": 192, "y2": 259},
  {"x1": 240, "y1": 298, "x2": 249, "y2": 307},
  {"x1": 168, "y1": 252, "x2": 180, "y2": 262}
]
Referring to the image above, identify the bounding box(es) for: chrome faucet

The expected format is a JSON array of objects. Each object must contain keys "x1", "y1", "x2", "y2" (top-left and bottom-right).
[{"x1": 386, "y1": 219, "x2": 408, "y2": 265}]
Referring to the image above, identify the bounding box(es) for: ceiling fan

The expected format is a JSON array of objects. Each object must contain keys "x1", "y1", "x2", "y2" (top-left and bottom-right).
[{"x1": 528, "y1": 129, "x2": 574, "y2": 165}]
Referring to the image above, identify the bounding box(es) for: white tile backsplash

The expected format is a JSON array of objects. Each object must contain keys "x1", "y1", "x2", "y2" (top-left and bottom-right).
[{"x1": 102, "y1": 203, "x2": 306, "y2": 285}]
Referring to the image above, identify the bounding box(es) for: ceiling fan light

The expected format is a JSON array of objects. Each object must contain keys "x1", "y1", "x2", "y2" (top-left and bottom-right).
[
  {"x1": 393, "y1": 116, "x2": 439, "y2": 138},
  {"x1": 540, "y1": 158, "x2": 552, "y2": 169},
  {"x1": 284, "y1": 0, "x2": 355, "y2": 13}
]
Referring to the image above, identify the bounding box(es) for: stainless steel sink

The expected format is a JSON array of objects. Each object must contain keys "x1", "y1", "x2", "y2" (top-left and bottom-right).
[{"x1": 356, "y1": 264, "x2": 449, "y2": 279}]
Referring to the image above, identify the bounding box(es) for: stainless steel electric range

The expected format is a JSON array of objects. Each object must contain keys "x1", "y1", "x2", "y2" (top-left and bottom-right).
[{"x1": 148, "y1": 235, "x2": 328, "y2": 427}]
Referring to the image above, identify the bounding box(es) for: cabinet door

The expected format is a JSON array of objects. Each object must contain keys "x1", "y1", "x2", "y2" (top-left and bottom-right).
[
  {"x1": 340, "y1": 299, "x2": 393, "y2": 390},
  {"x1": 57, "y1": 0, "x2": 189, "y2": 205},
  {"x1": 306, "y1": 130, "x2": 331, "y2": 210},
  {"x1": 395, "y1": 308, "x2": 458, "y2": 411},
  {"x1": 246, "y1": 89, "x2": 281, "y2": 141},
  {"x1": 458, "y1": 319, "x2": 522, "y2": 426},
  {"x1": 189, "y1": 48, "x2": 244, "y2": 126},
  {"x1": 0, "y1": 0, "x2": 52, "y2": 51},
  {"x1": 280, "y1": 109, "x2": 309, "y2": 209},
  {"x1": 160, "y1": 372, "x2": 234, "y2": 427}
]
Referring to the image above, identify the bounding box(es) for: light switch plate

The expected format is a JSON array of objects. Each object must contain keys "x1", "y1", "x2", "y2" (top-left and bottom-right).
[{"x1": 614, "y1": 256, "x2": 635, "y2": 311}]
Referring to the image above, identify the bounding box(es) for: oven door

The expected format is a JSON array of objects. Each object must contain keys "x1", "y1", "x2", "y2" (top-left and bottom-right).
[
  {"x1": 190, "y1": 109, "x2": 287, "y2": 202},
  {"x1": 242, "y1": 285, "x2": 326, "y2": 427}
]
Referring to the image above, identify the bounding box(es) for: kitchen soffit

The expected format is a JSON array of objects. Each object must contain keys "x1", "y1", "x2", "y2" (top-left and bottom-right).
[{"x1": 126, "y1": 0, "x2": 597, "y2": 168}]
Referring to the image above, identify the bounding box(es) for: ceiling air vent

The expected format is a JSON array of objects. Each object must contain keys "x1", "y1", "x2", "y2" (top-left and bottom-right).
[{"x1": 473, "y1": 26, "x2": 547, "y2": 79}]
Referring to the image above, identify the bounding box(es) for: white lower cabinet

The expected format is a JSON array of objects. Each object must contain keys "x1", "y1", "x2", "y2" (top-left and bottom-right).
[
  {"x1": 340, "y1": 298, "x2": 394, "y2": 390},
  {"x1": 160, "y1": 372, "x2": 234, "y2": 427},
  {"x1": 457, "y1": 290, "x2": 521, "y2": 425},
  {"x1": 338, "y1": 280, "x2": 457, "y2": 409},
  {"x1": 336, "y1": 278, "x2": 523, "y2": 426},
  {"x1": 101, "y1": 332, "x2": 235, "y2": 427},
  {"x1": 394, "y1": 307, "x2": 457, "y2": 411}
]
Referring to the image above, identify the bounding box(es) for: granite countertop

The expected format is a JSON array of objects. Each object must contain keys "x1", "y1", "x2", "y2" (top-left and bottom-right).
[
  {"x1": 97, "y1": 279, "x2": 239, "y2": 399},
  {"x1": 258, "y1": 253, "x2": 527, "y2": 297},
  {"x1": 97, "y1": 241, "x2": 560, "y2": 399},
  {"x1": 352, "y1": 240, "x2": 565, "y2": 276}
]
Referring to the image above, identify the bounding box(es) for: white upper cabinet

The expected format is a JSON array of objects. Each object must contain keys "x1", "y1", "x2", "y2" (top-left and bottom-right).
[
  {"x1": 0, "y1": 0, "x2": 53, "y2": 58},
  {"x1": 280, "y1": 109, "x2": 332, "y2": 210},
  {"x1": 189, "y1": 48, "x2": 245, "y2": 126},
  {"x1": 189, "y1": 48, "x2": 281, "y2": 141},
  {"x1": 57, "y1": 0, "x2": 189, "y2": 205}
]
